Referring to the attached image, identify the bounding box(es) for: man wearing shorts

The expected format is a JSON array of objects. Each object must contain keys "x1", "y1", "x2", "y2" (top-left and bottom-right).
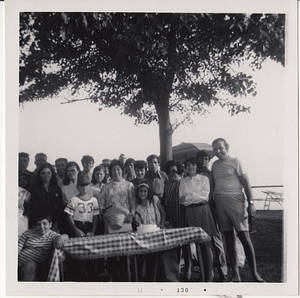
[{"x1": 212, "y1": 138, "x2": 265, "y2": 282}]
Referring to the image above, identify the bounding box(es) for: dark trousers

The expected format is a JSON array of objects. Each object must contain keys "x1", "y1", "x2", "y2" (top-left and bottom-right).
[
  {"x1": 137, "y1": 252, "x2": 158, "y2": 282},
  {"x1": 157, "y1": 248, "x2": 180, "y2": 282}
]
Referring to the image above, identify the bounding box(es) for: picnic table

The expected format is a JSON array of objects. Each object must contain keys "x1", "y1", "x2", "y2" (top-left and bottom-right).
[{"x1": 48, "y1": 227, "x2": 211, "y2": 282}]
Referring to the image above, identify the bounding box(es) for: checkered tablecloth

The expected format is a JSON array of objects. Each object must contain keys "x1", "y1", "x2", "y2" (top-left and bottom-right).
[{"x1": 48, "y1": 227, "x2": 210, "y2": 281}]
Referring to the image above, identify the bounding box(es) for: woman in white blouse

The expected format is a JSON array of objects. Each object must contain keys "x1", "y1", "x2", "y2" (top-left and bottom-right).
[{"x1": 179, "y1": 157, "x2": 218, "y2": 282}]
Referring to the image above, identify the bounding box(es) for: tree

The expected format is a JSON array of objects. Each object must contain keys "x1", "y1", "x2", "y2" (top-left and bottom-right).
[{"x1": 19, "y1": 13, "x2": 285, "y2": 167}]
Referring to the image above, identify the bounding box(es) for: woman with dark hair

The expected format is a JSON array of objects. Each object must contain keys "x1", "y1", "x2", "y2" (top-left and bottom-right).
[
  {"x1": 29, "y1": 163, "x2": 64, "y2": 232},
  {"x1": 99, "y1": 159, "x2": 136, "y2": 281},
  {"x1": 124, "y1": 158, "x2": 136, "y2": 182},
  {"x1": 99, "y1": 159, "x2": 136, "y2": 230},
  {"x1": 91, "y1": 164, "x2": 107, "y2": 190},
  {"x1": 163, "y1": 160, "x2": 193, "y2": 281},
  {"x1": 179, "y1": 157, "x2": 218, "y2": 282}
]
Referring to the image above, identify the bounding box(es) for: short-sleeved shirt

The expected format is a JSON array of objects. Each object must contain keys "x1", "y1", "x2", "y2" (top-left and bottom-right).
[
  {"x1": 64, "y1": 196, "x2": 99, "y2": 223},
  {"x1": 135, "y1": 196, "x2": 161, "y2": 225},
  {"x1": 212, "y1": 156, "x2": 245, "y2": 195},
  {"x1": 145, "y1": 171, "x2": 168, "y2": 199},
  {"x1": 18, "y1": 229, "x2": 60, "y2": 266}
]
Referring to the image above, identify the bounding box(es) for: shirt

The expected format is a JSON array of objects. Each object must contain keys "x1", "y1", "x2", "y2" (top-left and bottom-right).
[
  {"x1": 18, "y1": 229, "x2": 60, "y2": 266},
  {"x1": 145, "y1": 170, "x2": 168, "y2": 198},
  {"x1": 212, "y1": 156, "x2": 245, "y2": 195},
  {"x1": 64, "y1": 196, "x2": 99, "y2": 222},
  {"x1": 179, "y1": 174, "x2": 210, "y2": 206}
]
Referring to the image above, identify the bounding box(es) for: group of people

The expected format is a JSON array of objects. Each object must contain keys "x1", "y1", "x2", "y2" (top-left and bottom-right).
[{"x1": 18, "y1": 138, "x2": 265, "y2": 283}]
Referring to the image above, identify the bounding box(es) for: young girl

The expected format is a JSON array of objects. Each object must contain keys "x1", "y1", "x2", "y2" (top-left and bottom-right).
[
  {"x1": 134, "y1": 182, "x2": 166, "y2": 281},
  {"x1": 135, "y1": 182, "x2": 166, "y2": 227}
]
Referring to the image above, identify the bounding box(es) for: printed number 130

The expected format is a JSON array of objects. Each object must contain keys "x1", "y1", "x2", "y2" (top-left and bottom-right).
[{"x1": 177, "y1": 288, "x2": 188, "y2": 293}]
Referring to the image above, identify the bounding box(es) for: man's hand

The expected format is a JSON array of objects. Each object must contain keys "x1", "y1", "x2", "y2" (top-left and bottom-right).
[
  {"x1": 54, "y1": 235, "x2": 68, "y2": 249},
  {"x1": 247, "y1": 203, "x2": 257, "y2": 218}
]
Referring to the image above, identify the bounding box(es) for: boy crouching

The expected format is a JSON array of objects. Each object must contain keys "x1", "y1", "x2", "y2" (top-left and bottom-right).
[{"x1": 18, "y1": 213, "x2": 69, "y2": 281}]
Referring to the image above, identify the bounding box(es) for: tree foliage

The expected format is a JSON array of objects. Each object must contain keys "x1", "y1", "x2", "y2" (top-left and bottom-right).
[{"x1": 19, "y1": 13, "x2": 285, "y2": 165}]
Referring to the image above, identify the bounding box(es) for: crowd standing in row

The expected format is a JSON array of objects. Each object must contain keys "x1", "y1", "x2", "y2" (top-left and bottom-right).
[{"x1": 18, "y1": 138, "x2": 265, "y2": 283}]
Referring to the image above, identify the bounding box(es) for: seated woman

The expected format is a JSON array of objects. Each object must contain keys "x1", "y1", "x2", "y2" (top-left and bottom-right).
[
  {"x1": 179, "y1": 157, "x2": 218, "y2": 282},
  {"x1": 29, "y1": 163, "x2": 64, "y2": 232},
  {"x1": 18, "y1": 213, "x2": 69, "y2": 281}
]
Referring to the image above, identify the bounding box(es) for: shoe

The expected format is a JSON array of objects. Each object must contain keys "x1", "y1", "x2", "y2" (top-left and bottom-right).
[{"x1": 254, "y1": 276, "x2": 266, "y2": 283}]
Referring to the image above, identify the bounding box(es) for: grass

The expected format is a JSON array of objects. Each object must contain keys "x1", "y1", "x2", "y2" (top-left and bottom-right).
[
  {"x1": 189, "y1": 210, "x2": 283, "y2": 282},
  {"x1": 238, "y1": 210, "x2": 283, "y2": 282}
]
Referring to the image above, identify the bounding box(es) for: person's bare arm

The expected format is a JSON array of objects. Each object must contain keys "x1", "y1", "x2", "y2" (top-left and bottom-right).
[
  {"x1": 87, "y1": 215, "x2": 98, "y2": 236},
  {"x1": 67, "y1": 214, "x2": 85, "y2": 237},
  {"x1": 239, "y1": 174, "x2": 256, "y2": 217},
  {"x1": 53, "y1": 234, "x2": 69, "y2": 249}
]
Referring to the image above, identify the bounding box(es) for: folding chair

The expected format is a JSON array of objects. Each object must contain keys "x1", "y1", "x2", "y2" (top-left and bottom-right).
[{"x1": 262, "y1": 190, "x2": 283, "y2": 210}]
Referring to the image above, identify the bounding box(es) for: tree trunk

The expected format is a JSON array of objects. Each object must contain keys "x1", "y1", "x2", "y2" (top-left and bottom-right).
[{"x1": 155, "y1": 96, "x2": 173, "y2": 171}]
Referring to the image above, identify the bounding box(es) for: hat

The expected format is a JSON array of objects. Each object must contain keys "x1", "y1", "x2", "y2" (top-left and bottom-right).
[
  {"x1": 103, "y1": 207, "x2": 129, "y2": 230},
  {"x1": 77, "y1": 174, "x2": 91, "y2": 186}
]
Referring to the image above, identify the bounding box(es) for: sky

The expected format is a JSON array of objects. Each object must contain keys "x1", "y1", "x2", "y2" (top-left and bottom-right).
[{"x1": 19, "y1": 59, "x2": 285, "y2": 187}]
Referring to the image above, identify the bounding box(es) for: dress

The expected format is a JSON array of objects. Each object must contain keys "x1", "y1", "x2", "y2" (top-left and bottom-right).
[
  {"x1": 18, "y1": 187, "x2": 30, "y2": 237},
  {"x1": 135, "y1": 196, "x2": 161, "y2": 282},
  {"x1": 29, "y1": 183, "x2": 64, "y2": 229},
  {"x1": 18, "y1": 229, "x2": 60, "y2": 267},
  {"x1": 163, "y1": 180, "x2": 185, "y2": 228},
  {"x1": 135, "y1": 196, "x2": 161, "y2": 225},
  {"x1": 99, "y1": 179, "x2": 136, "y2": 215},
  {"x1": 158, "y1": 179, "x2": 184, "y2": 282}
]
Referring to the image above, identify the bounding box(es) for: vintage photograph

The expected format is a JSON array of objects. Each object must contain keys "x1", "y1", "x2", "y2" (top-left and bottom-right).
[{"x1": 5, "y1": 0, "x2": 298, "y2": 296}]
